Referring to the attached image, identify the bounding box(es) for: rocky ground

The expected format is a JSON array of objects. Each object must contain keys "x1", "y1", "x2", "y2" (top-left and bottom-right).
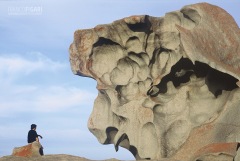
[
  {"x1": 0, "y1": 155, "x2": 178, "y2": 161},
  {"x1": 0, "y1": 154, "x2": 121, "y2": 161}
]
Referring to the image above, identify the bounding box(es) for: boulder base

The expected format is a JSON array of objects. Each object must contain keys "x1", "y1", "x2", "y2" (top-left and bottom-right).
[{"x1": 12, "y1": 141, "x2": 42, "y2": 157}]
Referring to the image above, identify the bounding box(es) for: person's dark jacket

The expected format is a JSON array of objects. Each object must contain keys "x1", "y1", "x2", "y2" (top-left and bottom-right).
[{"x1": 28, "y1": 130, "x2": 39, "y2": 143}]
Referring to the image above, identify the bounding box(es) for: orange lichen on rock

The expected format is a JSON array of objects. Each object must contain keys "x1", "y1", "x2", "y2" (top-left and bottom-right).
[{"x1": 12, "y1": 142, "x2": 42, "y2": 157}]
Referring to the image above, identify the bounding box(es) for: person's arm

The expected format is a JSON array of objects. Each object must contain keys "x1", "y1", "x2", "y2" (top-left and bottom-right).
[
  {"x1": 38, "y1": 134, "x2": 43, "y2": 139},
  {"x1": 33, "y1": 131, "x2": 41, "y2": 142},
  {"x1": 36, "y1": 131, "x2": 43, "y2": 139},
  {"x1": 36, "y1": 137, "x2": 39, "y2": 142}
]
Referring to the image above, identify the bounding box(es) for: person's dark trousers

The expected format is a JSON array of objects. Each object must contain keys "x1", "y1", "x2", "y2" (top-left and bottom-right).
[{"x1": 39, "y1": 146, "x2": 44, "y2": 156}]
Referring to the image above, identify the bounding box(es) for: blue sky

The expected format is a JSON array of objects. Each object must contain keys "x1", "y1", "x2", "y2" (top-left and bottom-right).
[{"x1": 0, "y1": 0, "x2": 239, "y2": 160}]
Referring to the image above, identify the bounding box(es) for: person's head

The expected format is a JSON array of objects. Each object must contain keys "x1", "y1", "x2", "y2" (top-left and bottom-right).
[{"x1": 31, "y1": 124, "x2": 37, "y2": 130}]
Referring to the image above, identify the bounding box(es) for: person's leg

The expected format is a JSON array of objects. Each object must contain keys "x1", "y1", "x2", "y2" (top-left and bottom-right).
[{"x1": 39, "y1": 146, "x2": 44, "y2": 156}]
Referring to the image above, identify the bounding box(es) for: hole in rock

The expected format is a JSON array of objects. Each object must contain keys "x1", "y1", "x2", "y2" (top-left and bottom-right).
[
  {"x1": 128, "y1": 51, "x2": 147, "y2": 58},
  {"x1": 104, "y1": 127, "x2": 118, "y2": 144},
  {"x1": 93, "y1": 37, "x2": 119, "y2": 47},
  {"x1": 115, "y1": 133, "x2": 129, "y2": 151},
  {"x1": 104, "y1": 128, "x2": 142, "y2": 159},
  {"x1": 149, "y1": 57, "x2": 238, "y2": 97},
  {"x1": 149, "y1": 47, "x2": 172, "y2": 67},
  {"x1": 129, "y1": 145, "x2": 138, "y2": 158},
  {"x1": 115, "y1": 85, "x2": 122, "y2": 98},
  {"x1": 126, "y1": 16, "x2": 151, "y2": 33},
  {"x1": 126, "y1": 36, "x2": 140, "y2": 43}
]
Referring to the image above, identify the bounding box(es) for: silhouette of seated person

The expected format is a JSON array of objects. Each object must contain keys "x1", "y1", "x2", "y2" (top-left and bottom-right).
[{"x1": 27, "y1": 124, "x2": 44, "y2": 155}]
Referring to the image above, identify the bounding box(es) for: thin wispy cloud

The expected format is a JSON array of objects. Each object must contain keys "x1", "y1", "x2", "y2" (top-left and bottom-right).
[
  {"x1": 0, "y1": 53, "x2": 95, "y2": 116},
  {"x1": 0, "y1": 85, "x2": 95, "y2": 116},
  {"x1": 0, "y1": 52, "x2": 66, "y2": 79}
]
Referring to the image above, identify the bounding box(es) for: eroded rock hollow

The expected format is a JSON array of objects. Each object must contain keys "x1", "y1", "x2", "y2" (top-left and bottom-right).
[{"x1": 69, "y1": 3, "x2": 240, "y2": 161}]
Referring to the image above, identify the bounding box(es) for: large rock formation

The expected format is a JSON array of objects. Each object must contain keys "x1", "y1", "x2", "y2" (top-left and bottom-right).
[{"x1": 69, "y1": 3, "x2": 240, "y2": 161}]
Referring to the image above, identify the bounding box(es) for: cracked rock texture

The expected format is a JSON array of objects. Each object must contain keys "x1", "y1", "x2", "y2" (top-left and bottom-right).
[{"x1": 69, "y1": 3, "x2": 240, "y2": 161}]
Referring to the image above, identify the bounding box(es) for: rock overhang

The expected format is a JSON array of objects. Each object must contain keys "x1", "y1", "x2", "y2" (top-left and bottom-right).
[{"x1": 69, "y1": 2, "x2": 240, "y2": 161}]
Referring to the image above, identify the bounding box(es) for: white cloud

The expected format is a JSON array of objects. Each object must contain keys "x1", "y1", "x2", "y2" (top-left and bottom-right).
[
  {"x1": 33, "y1": 86, "x2": 95, "y2": 112},
  {"x1": 0, "y1": 52, "x2": 96, "y2": 116},
  {"x1": 0, "y1": 84, "x2": 96, "y2": 116},
  {"x1": 0, "y1": 52, "x2": 66, "y2": 82}
]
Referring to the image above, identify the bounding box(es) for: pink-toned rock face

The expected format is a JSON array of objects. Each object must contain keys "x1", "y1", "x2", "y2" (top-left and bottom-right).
[{"x1": 69, "y1": 3, "x2": 240, "y2": 160}]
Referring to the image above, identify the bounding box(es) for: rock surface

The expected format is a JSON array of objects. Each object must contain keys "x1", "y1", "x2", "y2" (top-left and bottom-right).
[
  {"x1": 12, "y1": 142, "x2": 42, "y2": 157},
  {"x1": 0, "y1": 155, "x2": 102, "y2": 161},
  {"x1": 69, "y1": 2, "x2": 240, "y2": 161},
  {"x1": 0, "y1": 155, "x2": 177, "y2": 161}
]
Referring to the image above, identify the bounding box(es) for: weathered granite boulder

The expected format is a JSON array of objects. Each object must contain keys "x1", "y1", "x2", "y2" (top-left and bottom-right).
[
  {"x1": 69, "y1": 2, "x2": 240, "y2": 161},
  {"x1": 12, "y1": 142, "x2": 42, "y2": 157}
]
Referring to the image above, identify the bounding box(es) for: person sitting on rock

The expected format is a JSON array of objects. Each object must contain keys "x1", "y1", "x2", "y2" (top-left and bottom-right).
[{"x1": 27, "y1": 124, "x2": 44, "y2": 155}]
